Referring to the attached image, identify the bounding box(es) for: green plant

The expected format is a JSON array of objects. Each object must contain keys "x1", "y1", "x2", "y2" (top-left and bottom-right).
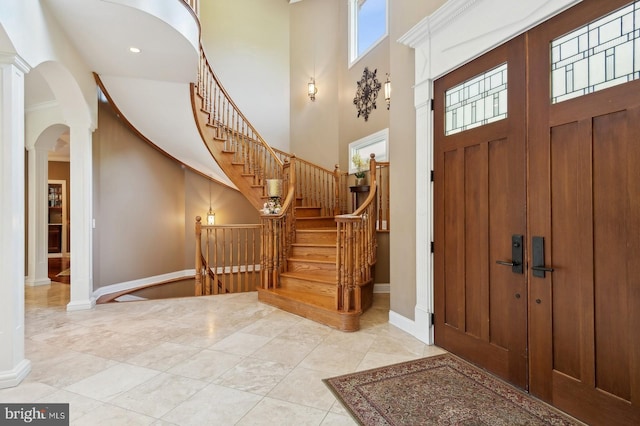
[{"x1": 351, "y1": 152, "x2": 367, "y2": 178}]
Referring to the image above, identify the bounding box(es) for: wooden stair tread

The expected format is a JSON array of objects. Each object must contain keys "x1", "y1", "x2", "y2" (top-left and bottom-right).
[{"x1": 291, "y1": 243, "x2": 335, "y2": 248}]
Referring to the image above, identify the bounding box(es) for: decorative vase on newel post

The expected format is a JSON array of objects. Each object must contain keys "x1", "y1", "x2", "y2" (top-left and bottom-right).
[{"x1": 352, "y1": 152, "x2": 367, "y2": 186}]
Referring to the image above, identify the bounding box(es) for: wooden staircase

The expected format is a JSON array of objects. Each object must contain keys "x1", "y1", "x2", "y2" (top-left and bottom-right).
[
  {"x1": 258, "y1": 206, "x2": 373, "y2": 331},
  {"x1": 192, "y1": 46, "x2": 377, "y2": 331}
]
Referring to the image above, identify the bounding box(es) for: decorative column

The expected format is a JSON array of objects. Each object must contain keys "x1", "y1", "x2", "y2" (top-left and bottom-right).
[
  {"x1": 399, "y1": 19, "x2": 435, "y2": 345},
  {"x1": 412, "y1": 78, "x2": 434, "y2": 344},
  {"x1": 0, "y1": 55, "x2": 32, "y2": 388},
  {"x1": 66, "y1": 123, "x2": 96, "y2": 311},
  {"x1": 25, "y1": 146, "x2": 51, "y2": 286}
]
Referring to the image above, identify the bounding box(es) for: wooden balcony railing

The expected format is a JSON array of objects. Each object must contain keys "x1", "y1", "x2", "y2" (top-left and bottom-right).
[
  {"x1": 195, "y1": 219, "x2": 262, "y2": 295},
  {"x1": 272, "y1": 148, "x2": 348, "y2": 217}
]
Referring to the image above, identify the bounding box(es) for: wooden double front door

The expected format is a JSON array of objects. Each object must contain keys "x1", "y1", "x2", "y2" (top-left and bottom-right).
[{"x1": 434, "y1": 1, "x2": 640, "y2": 424}]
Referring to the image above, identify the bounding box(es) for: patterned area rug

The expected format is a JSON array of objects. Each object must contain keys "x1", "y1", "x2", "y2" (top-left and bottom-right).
[{"x1": 324, "y1": 354, "x2": 581, "y2": 426}]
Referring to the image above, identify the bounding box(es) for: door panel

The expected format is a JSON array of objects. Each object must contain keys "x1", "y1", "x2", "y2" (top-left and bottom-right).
[
  {"x1": 434, "y1": 35, "x2": 528, "y2": 389},
  {"x1": 528, "y1": 0, "x2": 640, "y2": 423},
  {"x1": 435, "y1": 0, "x2": 640, "y2": 423}
]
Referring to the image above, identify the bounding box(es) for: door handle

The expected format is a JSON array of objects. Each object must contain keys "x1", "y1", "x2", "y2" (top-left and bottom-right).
[
  {"x1": 495, "y1": 234, "x2": 523, "y2": 274},
  {"x1": 532, "y1": 236, "x2": 554, "y2": 278}
]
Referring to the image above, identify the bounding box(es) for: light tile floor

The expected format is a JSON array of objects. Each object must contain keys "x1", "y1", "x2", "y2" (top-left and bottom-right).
[{"x1": 2, "y1": 283, "x2": 446, "y2": 425}]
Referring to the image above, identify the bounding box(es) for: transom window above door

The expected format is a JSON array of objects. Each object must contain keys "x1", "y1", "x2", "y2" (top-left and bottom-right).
[
  {"x1": 444, "y1": 63, "x2": 508, "y2": 136},
  {"x1": 551, "y1": 0, "x2": 640, "y2": 104}
]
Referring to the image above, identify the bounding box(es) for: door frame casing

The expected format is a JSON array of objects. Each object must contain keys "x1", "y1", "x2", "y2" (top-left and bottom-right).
[{"x1": 395, "y1": 0, "x2": 582, "y2": 345}]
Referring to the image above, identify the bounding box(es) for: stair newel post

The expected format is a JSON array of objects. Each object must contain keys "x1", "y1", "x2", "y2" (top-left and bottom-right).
[
  {"x1": 205, "y1": 225, "x2": 211, "y2": 296},
  {"x1": 333, "y1": 164, "x2": 341, "y2": 216},
  {"x1": 336, "y1": 220, "x2": 347, "y2": 311},
  {"x1": 195, "y1": 216, "x2": 203, "y2": 296},
  {"x1": 260, "y1": 217, "x2": 269, "y2": 290}
]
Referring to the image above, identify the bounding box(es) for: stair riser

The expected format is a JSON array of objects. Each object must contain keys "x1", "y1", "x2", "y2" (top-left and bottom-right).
[
  {"x1": 296, "y1": 218, "x2": 336, "y2": 229},
  {"x1": 295, "y1": 232, "x2": 336, "y2": 245},
  {"x1": 280, "y1": 276, "x2": 336, "y2": 297},
  {"x1": 290, "y1": 246, "x2": 336, "y2": 261},
  {"x1": 287, "y1": 261, "x2": 335, "y2": 277},
  {"x1": 294, "y1": 207, "x2": 322, "y2": 218}
]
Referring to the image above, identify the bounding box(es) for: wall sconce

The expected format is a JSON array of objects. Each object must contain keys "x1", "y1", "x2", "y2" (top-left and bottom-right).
[
  {"x1": 384, "y1": 73, "x2": 391, "y2": 110},
  {"x1": 206, "y1": 207, "x2": 216, "y2": 225},
  {"x1": 308, "y1": 77, "x2": 317, "y2": 101},
  {"x1": 206, "y1": 179, "x2": 215, "y2": 225}
]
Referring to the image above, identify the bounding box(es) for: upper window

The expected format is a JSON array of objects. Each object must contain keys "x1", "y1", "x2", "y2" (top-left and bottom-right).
[
  {"x1": 551, "y1": 1, "x2": 640, "y2": 104},
  {"x1": 349, "y1": 0, "x2": 388, "y2": 66},
  {"x1": 445, "y1": 63, "x2": 508, "y2": 135}
]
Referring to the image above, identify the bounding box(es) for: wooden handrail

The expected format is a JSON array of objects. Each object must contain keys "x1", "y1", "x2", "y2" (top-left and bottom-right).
[
  {"x1": 182, "y1": 0, "x2": 199, "y2": 16},
  {"x1": 195, "y1": 217, "x2": 261, "y2": 295},
  {"x1": 335, "y1": 154, "x2": 378, "y2": 313}
]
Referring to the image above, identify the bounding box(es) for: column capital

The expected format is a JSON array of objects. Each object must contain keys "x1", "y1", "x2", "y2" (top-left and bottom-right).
[{"x1": 0, "y1": 52, "x2": 31, "y2": 73}]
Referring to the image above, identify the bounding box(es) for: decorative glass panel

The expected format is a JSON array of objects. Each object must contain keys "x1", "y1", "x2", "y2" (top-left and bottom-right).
[
  {"x1": 551, "y1": 1, "x2": 640, "y2": 103},
  {"x1": 445, "y1": 63, "x2": 508, "y2": 136}
]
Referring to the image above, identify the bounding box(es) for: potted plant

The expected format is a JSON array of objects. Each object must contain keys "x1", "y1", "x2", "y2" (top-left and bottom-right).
[{"x1": 351, "y1": 152, "x2": 367, "y2": 186}]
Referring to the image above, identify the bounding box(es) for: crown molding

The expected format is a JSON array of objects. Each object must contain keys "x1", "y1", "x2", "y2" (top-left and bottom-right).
[{"x1": 398, "y1": 0, "x2": 478, "y2": 48}]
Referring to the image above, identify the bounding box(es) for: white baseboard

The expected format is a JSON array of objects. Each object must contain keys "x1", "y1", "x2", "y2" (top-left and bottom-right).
[
  {"x1": 92, "y1": 269, "x2": 196, "y2": 300},
  {"x1": 0, "y1": 359, "x2": 32, "y2": 389},
  {"x1": 24, "y1": 277, "x2": 52, "y2": 287},
  {"x1": 389, "y1": 309, "x2": 432, "y2": 344},
  {"x1": 373, "y1": 283, "x2": 390, "y2": 293}
]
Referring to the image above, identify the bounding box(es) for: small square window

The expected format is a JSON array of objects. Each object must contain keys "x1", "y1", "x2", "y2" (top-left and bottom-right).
[{"x1": 349, "y1": 0, "x2": 388, "y2": 66}]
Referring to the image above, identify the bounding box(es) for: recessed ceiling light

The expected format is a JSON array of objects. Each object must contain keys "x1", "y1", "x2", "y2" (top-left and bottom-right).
[{"x1": 129, "y1": 47, "x2": 141, "y2": 53}]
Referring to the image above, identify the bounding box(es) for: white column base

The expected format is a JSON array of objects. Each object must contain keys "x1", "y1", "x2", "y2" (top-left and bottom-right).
[
  {"x1": 24, "y1": 277, "x2": 52, "y2": 287},
  {"x1": 0, "y1": 359, "x2": 31, "y2": 390},
  {"x1": 66, "y1": 298, "x2": 96, "y2": 312}
]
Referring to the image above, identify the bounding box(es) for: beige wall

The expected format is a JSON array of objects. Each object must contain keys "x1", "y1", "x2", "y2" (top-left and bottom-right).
[
  {"x1": 289, "y1": 0, "x2": 341, "y2": 169},
  {"x1": 387, "y1": 1, "x2": 445, "y2": 319},
  {"x1": 182, "y1": 171, "x2": 260, "y2": 267},
  {"x1": 92, "y1": 101, "x2": 258, "y2": 289},
  {"x1": 199, "y1": 0, "x2": 291, "y2": 152},
  {"x1": 288, "y1": 0, "x2": 445, "y2": 319}
]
